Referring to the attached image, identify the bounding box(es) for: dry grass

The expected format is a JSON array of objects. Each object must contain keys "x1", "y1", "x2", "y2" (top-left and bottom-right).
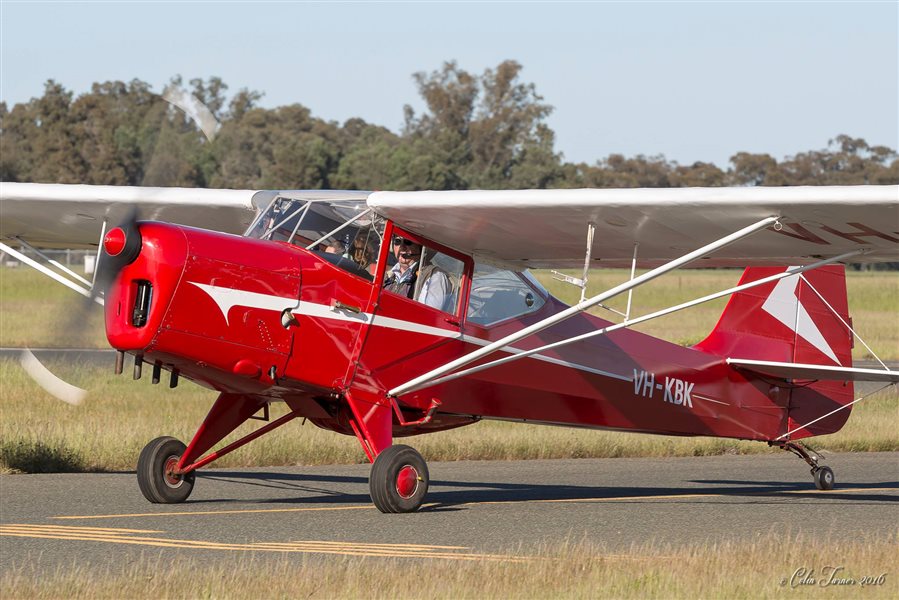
[
  {"x1": 2, "y1": 533, "x2": 896, "y2": 599},
  {"x1": 1, "y1": 358, "x2": 895, "y2": 473},
  {"x1": 0, "y1": 267, "x2": 107, "y2": 348},
  {"x1": 1, "y1": 265, "x2": 896, "y2": 473},
  {"x1": 1, "y1": 266, "x2": 896, "y2": 359}
]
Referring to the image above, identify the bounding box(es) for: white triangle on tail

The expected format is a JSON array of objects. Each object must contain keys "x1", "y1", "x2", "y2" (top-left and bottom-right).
[{"x1": 761, "y1": 269, "x2": 839, "y2": 365}]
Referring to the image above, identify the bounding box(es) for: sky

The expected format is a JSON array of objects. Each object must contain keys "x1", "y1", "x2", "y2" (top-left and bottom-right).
[{"x1": 1, "y1": 1, "x2": 896, "y2": 168}]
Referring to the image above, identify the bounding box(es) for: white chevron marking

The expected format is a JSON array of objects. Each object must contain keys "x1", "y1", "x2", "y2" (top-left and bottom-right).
[{"x1": 760, "y1": 269, "x2": 839, "y2": 365}]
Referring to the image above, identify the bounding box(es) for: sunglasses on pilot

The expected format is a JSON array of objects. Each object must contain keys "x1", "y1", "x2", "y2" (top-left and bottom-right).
[{"x1": 393, "y1": 238, "x2": 416, "y2": 247}]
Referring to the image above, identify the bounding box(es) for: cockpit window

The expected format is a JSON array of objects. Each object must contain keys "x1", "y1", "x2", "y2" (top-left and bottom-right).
[
  {"x1": 245, "y1": 195, "x2": 385, "y2": 281},
  {"x1": 467, "y1": 263, "x2": 545, "y2": 326}
]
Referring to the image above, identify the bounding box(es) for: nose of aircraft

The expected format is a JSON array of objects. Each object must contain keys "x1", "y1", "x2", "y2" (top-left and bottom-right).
[
  {"x1": 94, "y1": 208, "x2": 143, "y2": 297},
  {"x1": 104, "y1": 222, "x2": 189, "y2": 351}
]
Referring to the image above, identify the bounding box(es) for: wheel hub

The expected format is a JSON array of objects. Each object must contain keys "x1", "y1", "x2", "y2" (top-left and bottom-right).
[
  {"x1": 396, "y1": 465, "x2": 419, "y2": 499},
  {"x1": 163, "y1": 456, "x2": 183, "y2": 488}
]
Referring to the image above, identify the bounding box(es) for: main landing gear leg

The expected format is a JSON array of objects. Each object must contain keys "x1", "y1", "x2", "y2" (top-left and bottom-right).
[
  {"x1": 771, "y1": 440, "x2": 835, "y2": 491},
  {"x1": 344, "y1": 391, "x2": 430, "y2": 513}
]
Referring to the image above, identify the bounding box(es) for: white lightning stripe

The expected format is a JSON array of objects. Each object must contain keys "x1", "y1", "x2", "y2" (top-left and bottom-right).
[
  {"x1": 760, "y1": 270, "x2": 839, "y2": 365},
  {"x1": 189, "y1": 283, "x2": 298, "y2": 326},
  {"x1": 371, "y1": 314, "x2": 460, "y2": 339},
  {"x1": 189, "y1": 282, "x2": 630, "y2": 382}
]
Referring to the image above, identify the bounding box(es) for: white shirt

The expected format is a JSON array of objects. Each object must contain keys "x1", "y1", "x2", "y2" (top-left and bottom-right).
[{"x1": 418, "y1": 269, "x2": 451, "y2": 311}]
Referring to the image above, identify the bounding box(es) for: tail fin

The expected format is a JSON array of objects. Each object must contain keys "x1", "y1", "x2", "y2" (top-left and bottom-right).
[
  {"x1": 695, "y1": 265, "x2": 854, "y2": 437},
  {"x1": 695, "y1": 265, "x2": 852, "y2": 366}
]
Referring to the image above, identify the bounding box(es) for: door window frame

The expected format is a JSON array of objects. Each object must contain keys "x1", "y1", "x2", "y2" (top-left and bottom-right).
[{"x1": 379, "y1": 221, "x2": 473, "y2": 319}]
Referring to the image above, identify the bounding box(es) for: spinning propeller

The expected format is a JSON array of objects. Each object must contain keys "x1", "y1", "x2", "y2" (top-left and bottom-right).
[
  {"x1": 93, "y1": 207, "x2": 143, "y2": 300},
  {"x1": 20, "y1": 209, "x2": 142, "y2": 405}
]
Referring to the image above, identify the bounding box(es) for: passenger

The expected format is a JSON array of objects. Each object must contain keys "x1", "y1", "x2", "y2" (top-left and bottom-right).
[
  {"x1": 416, "y1": 249, "x2": 452, "y2": 311},
  {"x1": 350, "y1": 233, "x2": 375, "y2": 272},
  {"x1": 384, "y1": 236, "x2": 420, "y2": 298}
]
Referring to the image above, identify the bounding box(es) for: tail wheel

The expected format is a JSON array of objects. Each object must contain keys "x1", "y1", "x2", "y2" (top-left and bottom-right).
[
  {"x1": 137, "y1": 436, "x2": 195, "y2": 503},
  {"x1": 369, "y1": 445, "x2": 429, "y2": 513},
  {"x1": 813, "y1": 466, "x2": 835, "y2": 491}
]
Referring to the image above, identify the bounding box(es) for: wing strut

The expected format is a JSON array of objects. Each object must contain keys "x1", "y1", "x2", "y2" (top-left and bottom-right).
[
  {"x1": 14, "y1": 237, "x2": 92, "y2": 287},
  {"x1": 554, "y1": 222, "x2": 626, "y2": 314},
  {"x1": 625, "y1": 242, "x2": 639, "y2": 321},
  {"x1": 400, "y1": 250, "x2": 864, "y2": 392},
  {"x1": 775, "y1": 382, "x2": 896, "y2": 441},
  {"x1": 389, "y1": 215, "x2": 780, "y2": 397},
  {"x1": 0, "y1": 242, "x2": 100, "y2": 303},
  {"x1": 798, "y1": 273, "x2": 890, "y2": 371}
]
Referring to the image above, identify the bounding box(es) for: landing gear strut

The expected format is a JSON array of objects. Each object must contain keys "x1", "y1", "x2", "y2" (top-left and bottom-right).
[
  {"x1": 369, "y1": 445, "x2": 429, "y2": 513},
  {"x1": 137, "y1": 436, "x2": 196, "y2": 503},
  {"x1": 772, "y1": 440, "x2": 835, "y2": 491}
]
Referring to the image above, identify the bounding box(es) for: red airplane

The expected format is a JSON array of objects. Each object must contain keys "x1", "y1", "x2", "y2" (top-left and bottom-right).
[{"x1": 1, "y1": 183, "x2": 897, "y2": 513}]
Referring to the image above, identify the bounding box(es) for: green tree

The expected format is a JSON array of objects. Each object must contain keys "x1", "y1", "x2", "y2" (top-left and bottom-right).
[
  {"x1": 670, "y1": 161, "x2": 726, "y2": 187},
  {"x1": 581, "y1": 154, "x2": 674, "y2": 188},
  {"x1": 3, "y1": 70, "x2": 897, "y2": 192},
  {"x1": 11, "y1": 80, "x2": 88, "y2": 183},
  {"x1": 727, "y1": 152, "x2": 786, "y2": 186},
  {"x1": 332, "y1": 121, "x2": 402, "y2": 190},
  {"x1": 403, "y1": 60, "x2": 562, "y2": 189},
  {"x1": 778, "y1": 135, "x2": 898, "y2": 185}
]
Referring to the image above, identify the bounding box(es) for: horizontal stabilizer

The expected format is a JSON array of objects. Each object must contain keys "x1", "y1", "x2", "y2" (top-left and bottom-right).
[{"x1": 727, "y1": 358, "x2": 899, "y2": 383}]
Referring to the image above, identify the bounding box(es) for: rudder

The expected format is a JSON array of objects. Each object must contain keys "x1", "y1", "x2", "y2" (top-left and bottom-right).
[{"x1": 695, "y1": 265, "x2": 855, "y2": 437}]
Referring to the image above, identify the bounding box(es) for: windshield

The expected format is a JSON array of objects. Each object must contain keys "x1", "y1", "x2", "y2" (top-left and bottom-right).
[{"x1": 245, "y1": 194, "x2": 385, "y2": 281}]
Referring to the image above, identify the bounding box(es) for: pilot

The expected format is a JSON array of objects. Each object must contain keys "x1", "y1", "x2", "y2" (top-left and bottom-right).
[{"x1": 384, "y1": 236, "x2": 420, "y2": 298}]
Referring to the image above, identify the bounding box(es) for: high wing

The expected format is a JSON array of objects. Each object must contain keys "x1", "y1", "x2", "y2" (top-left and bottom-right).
[
  {"x1": 0, "y1": 182, "x2": 268, "y2": 248},
  {"x1": 4, "y1": 183, "x2": 898, "y2": 267},
  {"x1": 368, "y1": 186, "x2": 899, "y2": 269}
]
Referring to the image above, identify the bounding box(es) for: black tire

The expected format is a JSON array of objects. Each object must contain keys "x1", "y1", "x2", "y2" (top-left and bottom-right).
[
  {"x1": 136, "y1": 436, "x2": 195, "y2": 503},
  {"x1": 369, "y1": 445, "x2": 429, "y2": 513},
  {"x1": 813, "y1": 465, "x2": 835, "y2": 491}
]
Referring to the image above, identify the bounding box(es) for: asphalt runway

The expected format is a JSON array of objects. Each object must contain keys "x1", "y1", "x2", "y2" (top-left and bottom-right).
[{"x1": 1, "y1": 452, "x2": 897, "y2": 574}]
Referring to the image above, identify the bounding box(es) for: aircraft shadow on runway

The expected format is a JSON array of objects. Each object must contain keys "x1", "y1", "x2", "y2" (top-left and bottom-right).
[{"x1": 195, "y1": 471, "x2": 898, "y2": 511}]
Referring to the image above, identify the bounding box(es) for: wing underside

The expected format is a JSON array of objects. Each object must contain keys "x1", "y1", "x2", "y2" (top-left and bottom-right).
[
  {"x1": 0, "y1": 183, "x2": 270, "y2": 248},
  {"x1": 368, "y1": 186, "x2": 899, "y2": 269}
]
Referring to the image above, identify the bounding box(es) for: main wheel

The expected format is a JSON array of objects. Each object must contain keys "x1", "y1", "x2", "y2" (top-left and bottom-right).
[
  {"x1": 369, "y1": 445, "x2": 429, "y2": 513},
  {"x1": 137, "y1": 436, "x2": 195, "y2": 503},
  {"x1": 813, "y1": 465, "x2": 835, "y2": 491}
]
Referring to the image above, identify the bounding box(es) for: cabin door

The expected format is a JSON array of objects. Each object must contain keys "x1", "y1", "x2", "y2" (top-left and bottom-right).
[{"x1": 350, "y1": 227, "x2": 471, "y2": 398}]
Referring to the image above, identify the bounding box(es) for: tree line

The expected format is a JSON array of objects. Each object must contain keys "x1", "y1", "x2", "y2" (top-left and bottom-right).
[{"x1": 1, "y1": 61, "x2": 897, "y2": 190}]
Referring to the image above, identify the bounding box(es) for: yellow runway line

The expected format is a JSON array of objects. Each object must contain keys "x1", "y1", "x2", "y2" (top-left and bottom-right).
[
  {"x1": 244, "y1": 540, "x2": 467, "y2": 550},
  {"x1": 0, "y1": 524, "x2": 161, "y2": 534},
  {"x1": 0, "y1": 524, "x2": 527, "y2": 562}
]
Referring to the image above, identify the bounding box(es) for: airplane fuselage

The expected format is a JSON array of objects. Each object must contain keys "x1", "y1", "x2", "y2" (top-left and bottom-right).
[{"x1": 105, "y1": 222, "x2": 853, "y2": 449}]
